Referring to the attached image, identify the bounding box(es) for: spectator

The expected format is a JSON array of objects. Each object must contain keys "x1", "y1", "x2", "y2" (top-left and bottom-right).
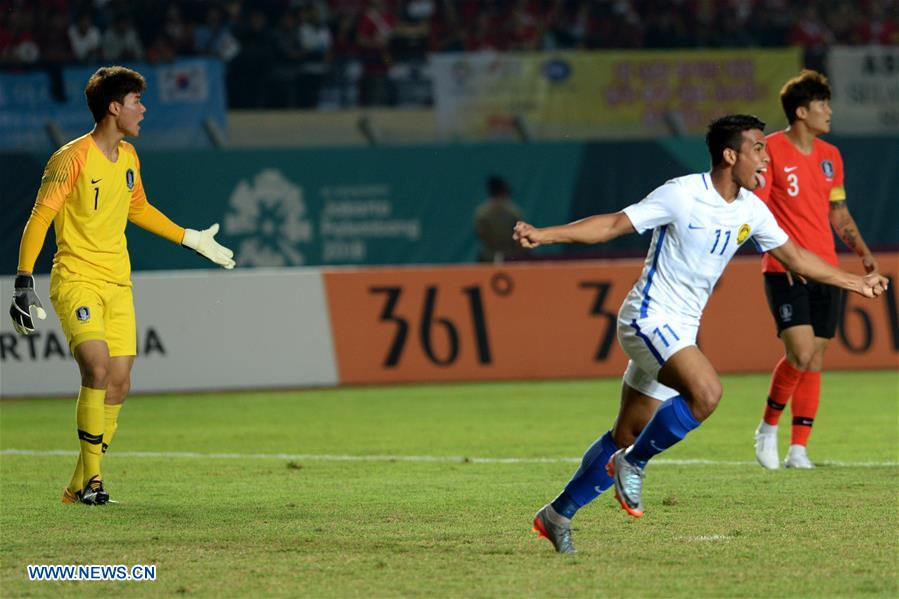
[
  {"x1": 853, "y1": 1, "x2": 898, "y2": 44},
  {"x1": 506, "y1": 0, "x2": 542, "y2": 51},
  {"x1": 746, "y1": 0, "x2": 792, "y2": 47},
  {"x1": 644, "y1": 5, "x2": 692, "y2": 49},
  {"x1": 788, "y1": 5, "x2": 833, "y2": 72},
  {"x1": 298, "y1": 4, "x2": 333, "y2": 108},
  {"x1": 103, "y1": 13, "x2": 144, "y2": 61},
  {"x1": 68, "y1": 11, "x2": 102, "y2": 63},
  {"x1": 542, "y1": 0, "x2": 579, "y2": 50},
  {"x1": 466, "y1": 13, "x2": 504, "y2": 51},
  {"x1": 145, "y1": 32, "x2": 177, "y2": 64},
  {"x1": 710, "y1": 11, "x2": 755, "y2": 48},
  {"x1": 2, "y1": 8, "x2": 41, "y2": 65},
  {"x1": 788, "y1": 5, "x2": 834, "y2": 48},
  {"x1": 330, "y1": 6, "x2": 362, "y2": 107},
  {"x1": 272, "y1": 9, "x2": 303, "y2": 63},
  {"x1": 356, "y1": 0, "x2": 395, "y2": 105},
  {"x1": 163, "y1": 3, "x2": 194, "y2": 56},
  {"x1": 428, "y1": 0, "x2": 465, "y2": 53},
  {"x1": 194, "y1": 6, "x2": 240, "y2": 61},
  {"x1": 392, "y1": 0, "x2": 432, "y2": 62},
  {"x1": 228, "y1": 9, "x2": 274, "y2": 108},
  {"x1": 39, "y1": 12, "x2": 74, "y2": 64},
  {"x1": 474, "y1": 176, "x2": 525, "y2": 264}
]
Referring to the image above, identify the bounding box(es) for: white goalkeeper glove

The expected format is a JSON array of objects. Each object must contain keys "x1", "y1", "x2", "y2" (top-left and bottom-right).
[
  {"x1": 182, "y1": 223, "x2": 236, "y2": 269},
  {"x1": 9, "y1": 274, "x2": 47, "y2": 335}
]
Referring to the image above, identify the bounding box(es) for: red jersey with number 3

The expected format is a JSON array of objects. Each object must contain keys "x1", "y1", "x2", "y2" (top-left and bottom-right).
[{"x1": 755, "y1": 130, "x2": 845, "y2": 273}]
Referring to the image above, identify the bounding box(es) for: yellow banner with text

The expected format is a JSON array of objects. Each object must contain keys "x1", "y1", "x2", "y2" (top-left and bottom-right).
[{"x1": 432, "y1": 49, "x2": 802, "y2": 139}]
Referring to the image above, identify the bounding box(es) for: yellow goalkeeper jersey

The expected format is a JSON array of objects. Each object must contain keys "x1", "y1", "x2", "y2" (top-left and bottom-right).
[{"x1": 36, "y1": 133, "x2": 150, "y2": 286}]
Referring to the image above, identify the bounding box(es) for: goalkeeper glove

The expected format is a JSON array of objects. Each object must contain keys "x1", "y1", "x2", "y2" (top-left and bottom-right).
[
  {"x1": 182, "y1": 223, "x2": 236, "y2": 269},
  {"x1": 9, "y1": 274, "x2": 47, "y2": 335}
]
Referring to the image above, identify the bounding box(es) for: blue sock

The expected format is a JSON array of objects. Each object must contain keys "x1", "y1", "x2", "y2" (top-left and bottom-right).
[
  {"x1": 626, "y1": 396, "x2": 700, "y2": 468},
  {"x1": 550, "y1": 431, "x2": 617, "y2": 519}
]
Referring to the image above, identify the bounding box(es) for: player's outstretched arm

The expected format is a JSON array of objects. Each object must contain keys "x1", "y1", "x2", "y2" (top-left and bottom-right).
[
  {"x1": 769, "y1": 240, "x2": 888, "y2": 298},
  {"x1": 513, "y1": 212, "x2": 635, "y2": 249},
  {"x1": 829, "y1": 200, "x2": 878, "y2": 274},
  {"x1": 182, "y1": 223, "x2": 236, "y2": 269},
  {"x1": 129, "y1": 203, "x2": 235, "y2": 269}
]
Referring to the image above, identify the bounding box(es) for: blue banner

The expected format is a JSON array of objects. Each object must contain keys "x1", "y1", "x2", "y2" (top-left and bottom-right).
[
  {"x1": 128, "y1": 143, "x2": 582, "y2": 270},
  {"x1": 3, "y1": 138, "x2": 896, "y2": 275},
  {"x1": 0, "y1": 59, "x2": 226, "y2": 151}
]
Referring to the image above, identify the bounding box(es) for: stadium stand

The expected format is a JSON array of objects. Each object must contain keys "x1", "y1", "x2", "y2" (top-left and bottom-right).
[{"x1": 1, "y1": 0, "x2": 896, "y2": 109}]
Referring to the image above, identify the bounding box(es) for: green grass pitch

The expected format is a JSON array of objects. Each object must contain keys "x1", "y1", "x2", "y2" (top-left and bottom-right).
[{"x1": 1, "y1": 370, "x2": 897, "y2": 597}]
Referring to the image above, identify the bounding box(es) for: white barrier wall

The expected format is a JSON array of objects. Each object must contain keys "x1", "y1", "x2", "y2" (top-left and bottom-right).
[{"x1": 0, "y1": 269, "x2": 338, "y2": 397}]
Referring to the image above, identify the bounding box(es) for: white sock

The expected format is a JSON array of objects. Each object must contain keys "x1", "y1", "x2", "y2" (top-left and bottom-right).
[{"x1": 758, "y1": 421, "x2": 778, "y2": 435}]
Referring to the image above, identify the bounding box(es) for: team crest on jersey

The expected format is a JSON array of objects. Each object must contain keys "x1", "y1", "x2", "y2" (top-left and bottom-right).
[
  {"x1": 737, "y1": 224, "x2": 751, "y2": 244},
  {"x1": 820, "y1": 160, "x2": 834, "y2": 179},
  {"x1": 75, "y1": 306, "x2": 91, "y2": 322},
  {"x1": 125, "y1": 168, "x2": 135, "y2": 190}
]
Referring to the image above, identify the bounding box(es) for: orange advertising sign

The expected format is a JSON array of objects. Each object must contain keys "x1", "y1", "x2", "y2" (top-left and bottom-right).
[
  {"x1": 324, "y1": 253, "x2": 898, "y2": 385},
  {"x1": 703, "y1": 253, "x2": 899, "y2": 372}
]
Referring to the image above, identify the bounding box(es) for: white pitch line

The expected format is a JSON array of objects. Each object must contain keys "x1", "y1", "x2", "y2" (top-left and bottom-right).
[{"x1": 1, "y1": 448, "x2": 896, "y2": 468}]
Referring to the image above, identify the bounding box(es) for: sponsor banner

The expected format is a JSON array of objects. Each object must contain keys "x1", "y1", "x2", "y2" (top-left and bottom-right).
[
  {"x1": 127, "y1": 143, "x2": 578, "y2": 270},
  {"x1": 829, "y1": 45, "x2": 899, "y2": 134},
  {"x1": 0, "y1": 269, "x2": 337, "y2": 397},
  {"x1": 703, "y1": 254, "x2": 899, "y2": 373},
  {"x1": 432, "y1": 49, "x2": 801, "y2": 139},
  {"x1": 325, "y1": 254, "x2": 899, "y2": 385},
  {"x1": 0, "y1": 59, "x2": 226, "y2": 151},
  {"x1": 326, "y1": 262, "x2": 634, "y2": 383},
  {"x1": 3, "y1": 254, "x2": 895, "y2": 396}
]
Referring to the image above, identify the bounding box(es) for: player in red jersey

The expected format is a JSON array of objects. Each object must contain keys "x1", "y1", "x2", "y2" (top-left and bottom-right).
[{"x1": 753, "y1": 70, "x2": 878, "y2": 469}]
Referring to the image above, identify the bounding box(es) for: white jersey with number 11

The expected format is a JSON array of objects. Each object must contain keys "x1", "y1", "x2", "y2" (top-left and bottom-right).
[{"x1": 620, "y1": 173, "x2": 789, "y2": 326}]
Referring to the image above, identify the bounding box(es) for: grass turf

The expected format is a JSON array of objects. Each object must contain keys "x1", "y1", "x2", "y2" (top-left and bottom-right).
[{"x1": 1, "y1": 370, "x2": 896, "y2": 597}]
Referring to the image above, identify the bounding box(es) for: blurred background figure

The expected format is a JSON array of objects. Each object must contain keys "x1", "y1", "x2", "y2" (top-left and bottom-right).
[
  {"x1": 356, "y1": 0, "x2": 395, "y2": 106},
  {"x1": 474, "y1": 176, "x2": 525, "y2": 264},
  {"x1": 102, "y1": 13, "x2": 144, "y2": 61},
  {"x1": 228, "y1": 8, "x2": 274, "y2": 108},
  {"x1": 67, "y1": 11, "x2": 101, "y2": 64},
  {"x1": 297, "y1": 3, "x2": 334, "y2": 109},
  {"x1": 193, "y1": 5, "x2": 240, "y2": 62}
]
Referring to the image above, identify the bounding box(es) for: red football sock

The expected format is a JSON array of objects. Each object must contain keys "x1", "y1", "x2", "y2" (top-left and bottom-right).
[
  {"x1": 791, "y1": 371, "x2": 821, "y2": 446},
  {"x1": 763, "y1": 357, "x2": 804, "y2": 426}
]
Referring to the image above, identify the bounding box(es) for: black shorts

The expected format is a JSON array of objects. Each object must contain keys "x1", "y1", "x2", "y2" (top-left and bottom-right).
[{"x1": 763, "y1": 273, "x2": 843, "y2": 339}]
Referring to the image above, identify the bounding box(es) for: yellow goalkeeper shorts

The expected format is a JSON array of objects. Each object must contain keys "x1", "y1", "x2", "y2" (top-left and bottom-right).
[{"x1": 49, "y1": 277, "x2": 137, "y2": 357}]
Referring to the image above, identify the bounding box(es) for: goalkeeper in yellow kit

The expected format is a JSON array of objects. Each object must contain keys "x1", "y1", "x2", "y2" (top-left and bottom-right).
[{"x1": 8, "y1": 66, "x2": 235, "y2": 505}]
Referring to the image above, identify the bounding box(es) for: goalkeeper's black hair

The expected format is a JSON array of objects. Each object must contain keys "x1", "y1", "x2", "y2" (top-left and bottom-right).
[{"x1": 84, "y1": 66, "x2": 146, "y2": 124}]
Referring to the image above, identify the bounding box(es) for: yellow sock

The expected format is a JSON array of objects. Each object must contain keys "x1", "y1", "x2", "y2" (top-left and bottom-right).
[
  {"x1": 76, "y1": 386, "x2": 106, "y2": 488},
  {"x1": 66, "y1": 454, "x2": 83, "y2": 494},
  {"x1": 102, "y1": 403, "x2": 123, "y2": 456},
  {"x1": 68, "y1": 401, "x2": 123, "y2": 492}
]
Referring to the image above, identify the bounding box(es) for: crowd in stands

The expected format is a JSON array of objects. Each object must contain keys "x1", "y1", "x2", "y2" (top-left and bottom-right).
[{"x1": 2, "y1": 0, "x2": 897, "y2": 108}]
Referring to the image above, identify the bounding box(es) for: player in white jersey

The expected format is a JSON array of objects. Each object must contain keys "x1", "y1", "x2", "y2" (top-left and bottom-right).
[
  {"x1": 615, "y1": 170, "x2": 789, "y2": 401},
  {"x1": 516, "y1": 115, "x2": 888, "y2": 554}
]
